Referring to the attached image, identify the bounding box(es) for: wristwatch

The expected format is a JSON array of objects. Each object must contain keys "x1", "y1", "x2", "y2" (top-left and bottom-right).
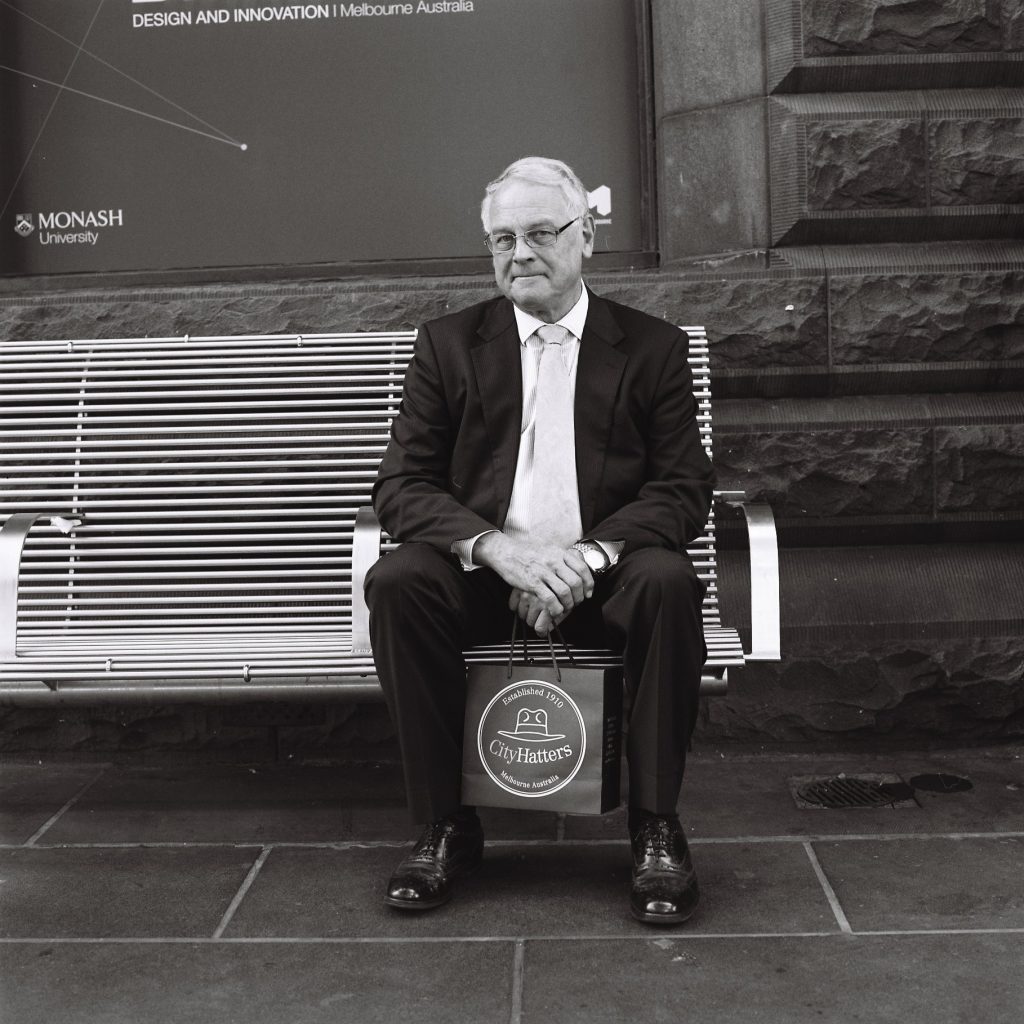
[{"x1": 572, "y1": 540, "x2": 610, "y2": 575}]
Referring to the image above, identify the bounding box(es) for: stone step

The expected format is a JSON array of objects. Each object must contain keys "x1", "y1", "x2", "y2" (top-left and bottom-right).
[
  {"x1": 1, "y1": 244, "x2": 1020, "y2": 401},
  {"x1": 714, "y1": 540, "x2": 1024, "y2": 743},
  {"x1": 603, "y1": 241, "x2": 1024, "y2": 400},
  {"x1": 712, "y1": 361, "x2": 1024, "y2": 401},
  {"x1": 713, "y1": 391, "x2": 1024, "y2": 537}
]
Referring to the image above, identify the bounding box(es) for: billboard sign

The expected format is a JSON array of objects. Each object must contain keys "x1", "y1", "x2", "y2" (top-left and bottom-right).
[{"x1": 0, "y1": 0, "x2": 645, "y2": 275}]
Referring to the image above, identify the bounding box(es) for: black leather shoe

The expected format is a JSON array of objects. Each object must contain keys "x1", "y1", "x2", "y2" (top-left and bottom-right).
[
  {"x1": 385, "y1": 814, "x2": 484, "y2": 911},
  {"x1": 629, "y1": 816, "x2": 700, "y2": 925}
]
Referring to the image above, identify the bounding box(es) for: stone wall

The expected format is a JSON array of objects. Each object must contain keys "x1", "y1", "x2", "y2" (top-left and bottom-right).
[
  {"x1": 657, "y1": 0, "x2": 1024, "y2": 259},
  {"x1": 1, "y1": 0, "x2": 1022, "y2": 753},
  {"x1": 648, "y1": 0, "x2": 1024, "y2": 748}
]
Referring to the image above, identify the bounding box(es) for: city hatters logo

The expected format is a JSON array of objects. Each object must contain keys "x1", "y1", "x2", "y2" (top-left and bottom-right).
[
  {"x1": 14, "y1": 214, "x2": 34, "y2": 237},
  {"x1": 477, "y1": 680, "x2": 586, "y2": 798}
]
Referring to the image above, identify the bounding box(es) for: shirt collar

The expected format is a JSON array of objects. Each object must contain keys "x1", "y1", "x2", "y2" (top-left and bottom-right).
[{"x1": 512, "y1": 284, "x2": 589, "y2": 345}]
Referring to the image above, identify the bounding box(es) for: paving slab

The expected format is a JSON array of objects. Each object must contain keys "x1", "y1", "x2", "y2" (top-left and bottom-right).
[
  {"x1": 40, "y1": 763, "x2": 393, "y2": 845},
  {"x1": 564, "y1": 751, "x2": 1024, "y2": 839},
  {"x1": 0, "y1": 763, "x2": 107, "y2": 845},
  {"x1": 41, "y1": 762, "x2": 558, "y2": 844},
  {"x1": 0, "y1": 939, "x2": 514, "y2": 1024},
  {"x1": 812, "y1": 835, "x2": 1024, "y2": 931},
  {"x1": 520, "y1": 933, "x2": 1024, "y2": 1023},
  {"x1": 225, "y1": 840, "x2": 836, "y2": 939},
  {"x1": 0, "y1": 847, "x2": 260, "y2": 938}
]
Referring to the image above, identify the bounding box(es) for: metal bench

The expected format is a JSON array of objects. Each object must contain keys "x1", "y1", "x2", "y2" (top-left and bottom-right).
[{"x1": 0, "y1": 329, "x2": 779, "y2": 705}]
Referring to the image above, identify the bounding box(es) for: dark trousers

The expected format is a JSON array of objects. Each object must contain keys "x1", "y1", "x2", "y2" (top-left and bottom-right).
[{"x1": 364, "y1": 543, "x2": 707, "y2": 823}]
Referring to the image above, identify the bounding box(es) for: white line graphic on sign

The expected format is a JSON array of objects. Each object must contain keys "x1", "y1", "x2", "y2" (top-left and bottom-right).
[
  {"x1": 0, "y1": 0, "x2": 244, "y2": 150},
  {"x1": 0, "y1": 67, "x2": 248, "y2": 149},
  {"x1": 0, "y1": 0, "x2": 247, "y2": 220},
  {"x1": 0, "y1": 0, "x2": 107, "y2": 222}
]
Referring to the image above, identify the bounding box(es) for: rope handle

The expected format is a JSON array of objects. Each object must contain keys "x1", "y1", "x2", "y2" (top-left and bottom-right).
[{"x1": 506, "y1": 614, "x2": 575, "y2": 682}]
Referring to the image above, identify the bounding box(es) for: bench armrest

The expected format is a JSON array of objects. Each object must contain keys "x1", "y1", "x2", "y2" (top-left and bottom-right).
[
  {"x1": 716, "y1": 494, "x2": 781, "y2": 662},
  {"x1": 350, "y1": 506, "x2": 382, "y2": 656},
  {"x1": 1, "y1": 513, "x2": 84, "y2": 660}
]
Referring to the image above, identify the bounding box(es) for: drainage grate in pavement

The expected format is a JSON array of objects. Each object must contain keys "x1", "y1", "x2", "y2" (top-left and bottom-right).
[{"x1": 789, "y1": 774, "x2": 918, "y2": 810}]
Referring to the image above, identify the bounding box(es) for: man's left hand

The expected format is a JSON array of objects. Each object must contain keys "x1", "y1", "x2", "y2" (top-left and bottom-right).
[{"x1": 509, "y1": 588, "x2": 570, "y2": 636}]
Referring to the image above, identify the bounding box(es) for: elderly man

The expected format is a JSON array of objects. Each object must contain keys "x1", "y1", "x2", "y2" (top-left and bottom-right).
[{"x1": 365, "y1": 157, "x2": 714, "y2": 925}]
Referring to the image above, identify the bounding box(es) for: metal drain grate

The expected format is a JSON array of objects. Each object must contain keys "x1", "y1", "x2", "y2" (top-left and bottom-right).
[{"x1": 791, "y1": 774, "x2": 918, "y2": 810}]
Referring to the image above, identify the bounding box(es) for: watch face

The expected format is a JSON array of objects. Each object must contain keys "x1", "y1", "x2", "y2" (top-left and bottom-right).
[{"x1": 583, "y1": 547, "x2": 605, "y2": 571}]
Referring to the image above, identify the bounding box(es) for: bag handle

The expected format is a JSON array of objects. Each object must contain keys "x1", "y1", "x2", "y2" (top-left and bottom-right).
[{"x1": 506, "y1": 614, "x2": 575, "y2": 682}]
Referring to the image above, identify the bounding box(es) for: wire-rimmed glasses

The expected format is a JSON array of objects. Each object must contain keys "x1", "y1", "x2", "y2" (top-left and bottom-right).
[{"x1": 484, "y1": 216, "x2": 581, "y2": 254}]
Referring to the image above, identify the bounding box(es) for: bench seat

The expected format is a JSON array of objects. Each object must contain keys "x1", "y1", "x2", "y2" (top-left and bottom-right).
[
  {"x1": 0, "y1": 628, "x2": 749, "y2": 706},
  {"x1": 0, "y1": 330, "x2": 777, "y2": 704}
]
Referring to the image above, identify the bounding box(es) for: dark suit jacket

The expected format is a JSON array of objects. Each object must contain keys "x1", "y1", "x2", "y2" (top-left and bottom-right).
[{"x1": 372, "y1": 289, "x2": 715, "y2": 556}]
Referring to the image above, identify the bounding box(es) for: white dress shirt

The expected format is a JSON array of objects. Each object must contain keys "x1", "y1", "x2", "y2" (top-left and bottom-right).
[{"x1": 452, "y1": 285, "x2": 622, "y2": 570}]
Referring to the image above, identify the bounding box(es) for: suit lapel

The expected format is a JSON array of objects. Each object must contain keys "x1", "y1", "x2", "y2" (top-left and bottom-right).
[
  {"x1": 575, "y1": 293, "x2": 627, "y2": 529},
  {"x1": 471, "y1": 299, "x2": 523, "y2": 524}
]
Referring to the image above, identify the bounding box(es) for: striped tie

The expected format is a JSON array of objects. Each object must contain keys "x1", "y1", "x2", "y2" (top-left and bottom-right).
[{"x1": 528, "y1": 324, "x2": 582, "y2": 548}]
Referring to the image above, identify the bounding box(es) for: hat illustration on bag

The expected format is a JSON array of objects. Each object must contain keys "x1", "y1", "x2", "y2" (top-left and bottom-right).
[{"x1": 497, "y1": 708, "x2": 565, "y2": 743}]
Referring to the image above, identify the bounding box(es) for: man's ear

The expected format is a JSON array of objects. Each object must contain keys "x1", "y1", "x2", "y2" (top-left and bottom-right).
[{"x1": 580, "y1": 213, "x2": 596, "y2": 258}]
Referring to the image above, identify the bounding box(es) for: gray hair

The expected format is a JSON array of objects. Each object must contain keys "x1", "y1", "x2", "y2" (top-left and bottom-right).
[{"x1": 480, "y1": 156, "x2": 590, "y2": 231}]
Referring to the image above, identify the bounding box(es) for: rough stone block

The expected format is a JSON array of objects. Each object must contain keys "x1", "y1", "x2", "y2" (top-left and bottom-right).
[
  {"x1": 710, "y1": 540, "x2": 1024, "y2": 742},
  {"x1": 596, "y1": 274, "x2": 828, "y2": 370},
  {"x1": 713, "y1": 426, "x2": 934, "y2": 517},
  {"x1": 829, "y1": 270, "x2": 1024, "y2": 365},
  {"x1": 0, "y1": 272, "x2": 824, "y2": 376},
  {"x1": 0, "y1": 280, "x2": 495, "y2": 342},
  {"x1": 659, "y1": 101, "x2": 769, "y2": 259},
  {"x1": 766, "y1": 0, "x2": 1024, "y2": 90},
  {"x1": 703, "y1": 636, "x2": 1024, "y2": 743},
  {"x1": 0, "y1": 702, "x2": 398, "y2": 758},
  {"x1": 803, "y1": 0, "x2": 1005, "y2": 55},
  {"x1": 935, "y1": 423, "x2": 1024, "y2": 511},
  {"x1": 929, "y1": 118, "x2": 1024, "y2": 205},
  {"x1": 807, "y1": 119, "x2": 927, "y2": 209},
  {"x1": 769, "y1": 91, "x2": 1024, "y2": 245},
  {"x1": 1008, "y1": 0, "x2": 1024, "y2": 48},
  {"x1": 4, "y1": 247, "x2": 1019, "y2": 386},
  {"x1": 716, "y1": 392, "x2": 1024, "y2": 521}
]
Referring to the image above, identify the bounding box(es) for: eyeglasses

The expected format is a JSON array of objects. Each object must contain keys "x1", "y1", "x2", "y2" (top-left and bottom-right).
[{"x1": 484, "y1": 217, "x2": 581, "y2": 254}]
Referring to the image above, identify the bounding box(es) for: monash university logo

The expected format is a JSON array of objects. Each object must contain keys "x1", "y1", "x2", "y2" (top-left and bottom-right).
[
  {"x1": 477, "y1": 679, "x2": 586, "y2": 798},
  {"x1": 587, "y1": 185, "x2": 612, "y2": 225},
  {"x1": 15, "y1": 208, "x2": 123, "y2": 247}
]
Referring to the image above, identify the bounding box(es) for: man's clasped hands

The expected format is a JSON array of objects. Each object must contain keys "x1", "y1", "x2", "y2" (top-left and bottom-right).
[{"x1": 472, "y1": 532, "x2": 595, "y2": 635}]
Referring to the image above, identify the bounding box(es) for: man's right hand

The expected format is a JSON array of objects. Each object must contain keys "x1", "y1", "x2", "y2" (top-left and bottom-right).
[{"x1": 472, "y1": 532, "x2": 594, "y2": 623}]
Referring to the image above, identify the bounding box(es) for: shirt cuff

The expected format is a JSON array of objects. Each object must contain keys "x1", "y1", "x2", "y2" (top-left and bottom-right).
[{"x1": 451, "y1": 530, "x2": 498, "y2": 571}]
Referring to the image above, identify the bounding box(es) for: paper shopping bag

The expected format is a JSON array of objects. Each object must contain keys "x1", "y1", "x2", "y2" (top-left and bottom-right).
[{"x1": 461, "y1": 652, "x2": 623, "y2": 815}]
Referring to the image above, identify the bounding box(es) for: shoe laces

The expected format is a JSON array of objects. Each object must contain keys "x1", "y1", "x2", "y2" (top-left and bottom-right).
[
  {"x1": 637, "y1": 817, "x2": 674, "y2": 857},
  {"x1": 409, "y1": 819, "x2": 453, "y2": 862}
]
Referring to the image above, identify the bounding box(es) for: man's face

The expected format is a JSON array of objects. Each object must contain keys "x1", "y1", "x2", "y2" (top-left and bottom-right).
[{"x1": 486, "y1": 179, "x2": 595, "y2": 323}]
